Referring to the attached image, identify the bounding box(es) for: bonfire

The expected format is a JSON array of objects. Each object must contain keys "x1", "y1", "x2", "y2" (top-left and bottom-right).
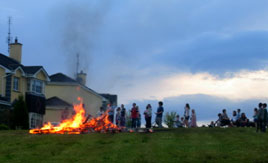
[{"x1": 29, "y1": 97, "x2": 120, "y2": 134}]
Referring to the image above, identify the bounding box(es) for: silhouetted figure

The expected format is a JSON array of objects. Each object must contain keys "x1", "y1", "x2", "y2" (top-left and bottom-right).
[
  {"x1": 190, "y1": 109, "x2": 197, "y2": 128},
  {"x1": 144, "y1": 104, "x2": 152, "y2": 129},
  {"x1": 257, "y1": 103, "x2": 267, "y2": 132},
  {"x1": 131, "y1": 103, "x2": 139, "y2": 128},
  {"x1": 120, "y1": 104, "x2": 126, "y2": 127},
  {"x1": 221, "y1": 109, "x2": 231, "y2": 126},
  {"x1": 155, "y1": 101, "x2": 164, "y2": 128},
  {"x1": 184, "y1": 103, "x2": 190, "y2": 128}
]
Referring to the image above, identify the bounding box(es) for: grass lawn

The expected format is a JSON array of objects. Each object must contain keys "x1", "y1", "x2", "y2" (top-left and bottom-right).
[{"x1": 0, "y1": 128, "x2": 268, "y2": 163}]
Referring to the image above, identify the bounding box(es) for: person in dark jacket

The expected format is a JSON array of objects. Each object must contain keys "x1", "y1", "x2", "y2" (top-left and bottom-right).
[
  {"x1": 257, "y1": 103, "x2": 267, "y2": 132},
  {"x1": 155, "y1": 101, "x2": 164, "y2": 128}
]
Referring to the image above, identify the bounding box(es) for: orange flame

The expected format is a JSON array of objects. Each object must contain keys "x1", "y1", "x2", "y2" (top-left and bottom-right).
[{"x1": 29, "y1": 97, "x2": 120, "y2": 134}]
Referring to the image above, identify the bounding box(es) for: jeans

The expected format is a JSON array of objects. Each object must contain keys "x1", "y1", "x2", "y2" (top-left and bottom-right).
[
  {"x1": 132, "y1": 118, "x2": 138, "y2": 128},
  {"x1": 257, "y1": 120, "x2": 266, "y2": 132},
  {"x1": 145, "y1": 117, "x2": 152, "y2": 128},
  {"x1": 156, "y1": 117, "x2": 163, "y2": 128}
]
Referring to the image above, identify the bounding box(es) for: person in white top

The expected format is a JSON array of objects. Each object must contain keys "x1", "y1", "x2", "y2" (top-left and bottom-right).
[
  {"x1": 184, "y1": 103, "x2": 190, "y2": 128},
  {"x1": 144, "y1": 104, "x2": 152, "y2": 129}
]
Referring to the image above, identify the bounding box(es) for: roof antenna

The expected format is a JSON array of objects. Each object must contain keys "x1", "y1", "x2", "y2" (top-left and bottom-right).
[{"x1": 7, "y1": 16, "x2": 12, "y2": 53}]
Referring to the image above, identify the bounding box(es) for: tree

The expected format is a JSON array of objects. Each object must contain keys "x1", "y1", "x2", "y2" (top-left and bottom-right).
[
  {"x1": 164, "y1": 111, "x2": 177, "y2": 128},
  {"x1": 13, "y1": 95, "x2": 29, "y2": 129}
]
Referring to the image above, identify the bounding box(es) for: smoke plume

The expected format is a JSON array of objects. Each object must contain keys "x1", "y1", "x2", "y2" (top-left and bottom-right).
[{"x1": 53, "y1": 1, "x2": 110, "y2": 83}]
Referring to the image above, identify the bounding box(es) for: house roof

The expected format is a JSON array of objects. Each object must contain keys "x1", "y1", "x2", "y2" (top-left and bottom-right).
[
  {"x1": 49, "y1": 73, "x2": 77, "y2": 83},
  {"x1": 46, "y1": 96, "x2": 72, "y2": 108},
  {"x1": 0, "y1": 53, "x2": 49, "y2": 81},
  {"x1": 49, "y1": 73, "x2": 107, "y2": 101},
  {"x1": 0, "y1": 53, "x2": 21, "y2": 70},
  {"x1": 23, "y1": 66, "x2": 43, "y2": 74}
]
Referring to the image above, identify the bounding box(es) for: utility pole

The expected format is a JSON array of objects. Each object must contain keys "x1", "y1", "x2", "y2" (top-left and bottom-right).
[{"x1": 76, "y1": 53, "x2": 80, "y2": 78}]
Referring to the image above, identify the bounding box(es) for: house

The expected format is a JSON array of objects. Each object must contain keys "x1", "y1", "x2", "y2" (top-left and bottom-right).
[
  {"x1": 43, "y1": 96, "x2": 72, "y2": 124},
  {"x1": 44, "y1": 72, "x2": 108, "y2": 123},
  {"x1": 0, "y1": 38, "x2": 116, "y2": 128},
  {"x1": 0, "y1": 38, "x2": 50, "y2": 128}
]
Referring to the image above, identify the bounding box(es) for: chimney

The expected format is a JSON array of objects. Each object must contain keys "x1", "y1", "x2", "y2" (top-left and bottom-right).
[
  {"x1": 76, "y1": 70, "x2": 87, "y2": 85},
  {"x1": 9, "y1": 37, "x2": 22, "y2": 63}
]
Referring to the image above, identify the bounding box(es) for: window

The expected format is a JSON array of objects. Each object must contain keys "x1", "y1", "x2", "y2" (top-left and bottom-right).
[
  {"x1": 31, "y1": 79, "x2": 44, "y2": 94},
  {"x1": 29, "y1": 112, "x2": 43, "y2": 129},
  {"x1": 13, "y1": 77, "x2": 19, "y2": 91}
]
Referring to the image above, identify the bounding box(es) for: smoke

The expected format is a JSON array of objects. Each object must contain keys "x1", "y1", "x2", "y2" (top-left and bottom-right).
[{"x1": 52, "y1": 1, "x2": 111, "y2": 82}]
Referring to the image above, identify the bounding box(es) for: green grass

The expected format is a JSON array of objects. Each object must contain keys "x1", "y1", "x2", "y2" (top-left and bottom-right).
[{"x1": 0, "y1": 128, "x2": 268, "y2": 163}]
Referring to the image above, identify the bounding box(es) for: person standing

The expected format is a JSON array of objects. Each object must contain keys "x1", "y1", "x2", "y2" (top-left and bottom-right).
[
  {"x1": 257, "y1": 103, "x2": 268, "y2": 132},
  {"x1": 115, "y1": 107, "x2": 121, "y2": 126},
  {"x1": 144, "y1": 104, "x2": 152, "y2": 129},
  {"x1": 107, "y1": 104, "x2": 114, "y2": 123},
  {"x1": 120, "y1": 104, "x2": 126, "y2": 127},
  {"x1": 253, "y1": 108, "x2": 258, "y2": 128},
  {"x1": 137, "y1": 107, "x2": 141, "y2": 128},
  {"x1": 190, "y1": 109, "x2": 197, "y2": 128},
  {"x1": 184, "y1": 103, "x2": 190, "y2": 128},
  {"x1": 131, "y1": 103, "x2": 139, "y2": 129},
  {"x1": 155, "y1": 101, "x2": 164, "y2": 128}
]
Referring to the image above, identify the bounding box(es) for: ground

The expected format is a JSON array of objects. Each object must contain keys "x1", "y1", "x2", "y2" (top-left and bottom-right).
[{"x1": 0, "y1": 128, "x2": 268, "y2": 163}]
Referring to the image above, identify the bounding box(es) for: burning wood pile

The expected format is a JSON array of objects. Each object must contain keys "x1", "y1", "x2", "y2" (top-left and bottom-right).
[{"x1": 29, "y1": 97, "x2": 120, "y2": 134}]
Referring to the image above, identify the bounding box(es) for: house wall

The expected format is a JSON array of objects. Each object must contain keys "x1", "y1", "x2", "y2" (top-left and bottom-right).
[
  {"x1": 45, "y1": 84, "x2": 102, "y2": 117},
  {"x1": 43, "y1": 107, "x2": 72, "y2": 123},
  {"x1": 10, "y1": 68, "x2": 26, "y2": 102},
  {"x1": 10, "y1": 69, "x2": 48, "y2": 102},
  {"x1": 36, "y1": 71, "x2": 47, "y2": 81},
  {"x1": 0, "y1": 67, "x2": 5, "y2": 96}
]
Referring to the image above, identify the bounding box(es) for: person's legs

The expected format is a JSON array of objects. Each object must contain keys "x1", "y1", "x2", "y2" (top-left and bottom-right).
[
  {"x1": 145, "y1": 117, "x2": 149, "y2": 128},
  {"x1": 121, "y1": 117, "x2": 125, "y2": 127},
  {"x1": 148, "y1": 117, "x2": 152, "y2": 128},
  {"x1": 263, "y1": 121, "x2": 266, "y2": 132},
  {"x1": 134, "y1": 118, "x2": 138, "y2": 128},
  {"x1": 159, "y1": 117, "x2": 163, "y2": 128},
  {"x1": 257, "y1": 120, "x2": 260, "y2": 132},
  {"x1": 132, "y1": 118, "x2": 135, "y2": 128},
  {"x1": 260, "y1": 120, "x2": 264, "y2": 132},
  {"x1": 155, "y1": 117, "x2": 160, "y2": 127}
]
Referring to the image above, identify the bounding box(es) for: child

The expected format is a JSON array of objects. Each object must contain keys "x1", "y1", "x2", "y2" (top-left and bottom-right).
[{"x1": 175, "y1": 115, "x2": 183, "y2": 128}]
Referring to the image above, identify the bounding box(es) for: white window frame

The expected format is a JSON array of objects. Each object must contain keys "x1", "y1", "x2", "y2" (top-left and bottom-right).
[
  {"x1": 29, "y1": 112, "x2": 43, "y2": 129},
  {"x1": 13, "y1": 77, "x2": 19, "y2": 91},
  {"x1": 27, "y1": 79, "x2": 44, "y2": 94}
]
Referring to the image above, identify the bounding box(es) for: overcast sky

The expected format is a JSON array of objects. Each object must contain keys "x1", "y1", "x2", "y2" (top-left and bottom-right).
[{"x1": 1, "y1": 0, "x2": 268, "y2": 123}]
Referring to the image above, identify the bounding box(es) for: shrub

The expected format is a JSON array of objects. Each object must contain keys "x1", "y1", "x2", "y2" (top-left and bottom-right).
[
  {"x1": 164, "y1": 111, "x2": 177, "y2": 128},
  {"x1": 0, "y1": 124, "x2": 10, "y2": 130},
  {"x1": 13, "y1": 95, "x2": 29, "y2": 129}
]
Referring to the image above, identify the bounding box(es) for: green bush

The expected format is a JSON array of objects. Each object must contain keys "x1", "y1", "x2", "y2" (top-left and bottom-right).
[
  {"x1": 0, "y1": 124, "x2": 10, "y2": 130},
  {"x1": 164, "y1": 111, "x2": 177, "y2": 128},
  {"x1": 12, "y1": 95, "x2": 29, "y2": 129}
]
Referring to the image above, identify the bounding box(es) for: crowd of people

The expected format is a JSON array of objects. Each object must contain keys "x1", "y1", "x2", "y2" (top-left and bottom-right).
[
  {"x1": 174, "y1": 103, "x2": 197, "y2": 128},
  {"x1": 96, "y1": 101, "x2": 268, "y2": 132},
  {"x1": 97, "y1": 102, "x2": 198, "y2": 129},
  {"x1": 210, "y1": 103, "x2": 268, "y2": 132}
]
